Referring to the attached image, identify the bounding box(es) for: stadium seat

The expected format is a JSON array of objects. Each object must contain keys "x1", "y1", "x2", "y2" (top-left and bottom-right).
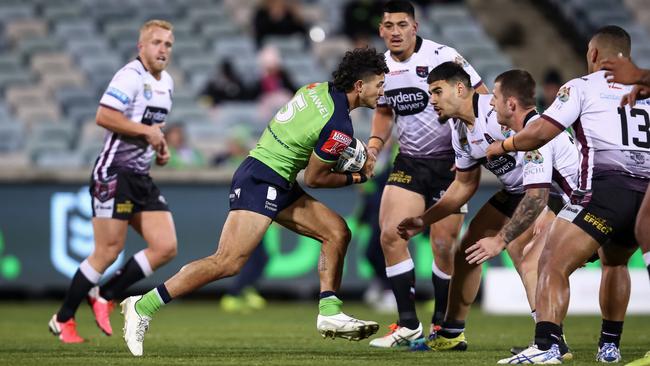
[
  {"x1": 18, "y1": 36, "x2": 64, "y2": 60},
  {"x1": 16, "y1": 102, "x2": 62, "y2": 126},
  {"x1": 31, "y1": 53, "x2": 74, "y2": 75},
  {"x1": 34, "y1": 149, "x2": 85, "y2": 169},
  {"x1": 4, "y1": 18, "x2": 47, "y2": 45},
  {"x1": 0, "y1": 69, "x2": 33, "y2": 94},
  {"x1": 5, "y1": 85, "x2": 49, "y2": 112},
  {"x1": 40, "y1": 71, "x2": 86, "y2": 93},
  {"x1": 0, "y1": 123, "x2": 25, "y2": 153},
  {"x1": 42, "y1": 4, "x2": 84, "y2": 23},
  {"x1": 0, "y1": 4, "x2": 34, "y2": 23}
]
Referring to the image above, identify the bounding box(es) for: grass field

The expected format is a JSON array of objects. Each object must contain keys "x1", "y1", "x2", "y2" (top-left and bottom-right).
[{"x1": 2, "y1": 300, "x2": 649, "y2": 365}]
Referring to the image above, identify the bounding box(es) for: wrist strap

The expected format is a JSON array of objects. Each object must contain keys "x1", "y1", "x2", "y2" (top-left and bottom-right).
[
  {"x1": 345, "y1": 172, "x2": 368, "y2": 185},
  {"x1": 369, "y1": 135, "x2": 385, "y2": 146}
]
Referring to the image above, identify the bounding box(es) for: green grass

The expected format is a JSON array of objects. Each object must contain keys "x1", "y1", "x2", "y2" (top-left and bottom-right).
[{"x1": 1, "y1": 301, "x2": 649, "y2": 365}]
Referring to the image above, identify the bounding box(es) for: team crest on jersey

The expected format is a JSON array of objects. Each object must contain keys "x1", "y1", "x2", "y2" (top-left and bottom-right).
[
  {"x1": 524, "y1": 150, "x2": 544, "y2": 164},
  {"x1": 321, "y1": 130, "x2": 352, "y2": 155},
  {"x1": 416, "y1": 66, "x2": 429, "y2": 78},
  {"x1": 454, "y1": 55, "x2": 469, "y2": 68},
  {"x1": 144, "y1": 83, "x2": 153, "y2": 100},
  {"x1": 557, "y1": 86, "x2": 570, "y2": 102},
  {"x1": 501, "y1": 125, "x2": 513, "y2": 138}
]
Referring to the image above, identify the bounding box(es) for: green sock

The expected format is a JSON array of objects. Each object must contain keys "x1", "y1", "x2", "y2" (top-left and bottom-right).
[
  {"x1": 135, "y1": 289, "x2": 165, "y2": 317},
  {"x1": 319, "y1": 296, "x2": 343, "y2": 316}
]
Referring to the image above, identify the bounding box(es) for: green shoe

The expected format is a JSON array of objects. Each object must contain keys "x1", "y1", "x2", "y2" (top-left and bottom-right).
[
  {"x1": 220, "y1": 295, "x2": 247, "y2": 313},
  {"x1": 242, "y1": 287, "x2": 266, "y2": 310},
  {"x1": 425, "y1": 332, "x2": 467, "y2": 351}
]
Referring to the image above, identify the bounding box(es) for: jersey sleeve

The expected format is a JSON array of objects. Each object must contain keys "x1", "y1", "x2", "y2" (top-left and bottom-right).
[
  {"x1": 541, "y1": 78, "x2": 584, "y2": 130},
  {"x1": 313, "y1": 110, "x2": 354, "y2": 163},
  {"x1": 522, "y1": 142, "x2": 553, "y2": 189},
  {"x1": 437, "y1": 46, "x2": 483, "y2": 89},
  {"x1": 99, "y1": 68, "x2": 140, "y2": 112},
  {"x1": 451, "y1": 122, "x2": 480, "y2": 171}
]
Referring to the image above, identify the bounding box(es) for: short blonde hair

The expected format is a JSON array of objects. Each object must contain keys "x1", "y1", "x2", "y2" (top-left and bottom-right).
[{"x1": 139, "y1": 19, "x2": 173, "y2": 42}]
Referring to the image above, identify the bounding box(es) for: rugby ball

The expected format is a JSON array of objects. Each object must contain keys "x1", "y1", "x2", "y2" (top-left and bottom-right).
[{"x1": 334, "y1": 138, "x2": 367, "y2": 173}]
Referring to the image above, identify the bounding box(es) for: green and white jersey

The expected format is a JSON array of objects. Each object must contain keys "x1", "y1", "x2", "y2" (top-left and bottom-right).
[{"x1": 249, "y1": 82, "x2": 355, "y2": 182}]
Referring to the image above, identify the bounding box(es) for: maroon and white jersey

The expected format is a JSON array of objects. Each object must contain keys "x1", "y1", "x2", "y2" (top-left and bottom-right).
[
  {"x1": 378, "y1": 37, "x2": 482, "y2": 159},
  {"x1": 452, "y1": 94, "x2": 524, "y2": 193},
  {"x1": 520, "y1": 112, "x2": 580, "y2": 203},
  {"x1": 93, "y1": 58, "x2": 174, "y2": 180},
  {"x1": 542, "y1": 70, "x2": 650, "y2": 193}
]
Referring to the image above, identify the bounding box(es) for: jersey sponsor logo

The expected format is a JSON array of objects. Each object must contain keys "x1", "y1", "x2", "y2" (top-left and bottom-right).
[
  {"x1": 384, "y1": 87, "x2": 428, "y2": 116},
  {"x1": 416, "y1": 66, "x2": 429, "y2": 78},
  {"x1": 266, "y1": 186, "x2": 277, "y2": 201},
  {"x1": 116, "y1": 200, "x2": 134, "y2": 214},
  {"x1": 583, "y1": 212, "x2": 613, "y2": 235},
  {"x1": 321, "y1": 130, "x2": 352, "y2": 155},
  {"x1": 389, "y1": 69, "x2": 409, "y2": 76},
  {"x1": 557, "y1": 86, "x2": 570, "y2": 102},
  {"x1": 106, "y1": 87, "x2": 130, "y2": 105},
  {"x1": 557, "y1": 203, "x2": 583, "y2": 222},
  {"x1": 387, "y1": 170, "x2": 412, "y2": 184},
  {"x1": 524, "y1": 150, "x2": 544, "y2": 164},
  {"x1": 144, "y1": 83, "x2": 153, "y2": 100},
  {"x1": 141, "y1": 106, "x2": 168, "y2": 125},
  {"x1": 484, "y1": 154, "x2": 517, "y2": 176}
]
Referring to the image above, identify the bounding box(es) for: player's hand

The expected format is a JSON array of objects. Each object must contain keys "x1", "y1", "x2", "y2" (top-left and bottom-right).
[
  {"x1": 602, "y1": 56, "x2": 644, "y2": 85},
  {"x1": 486, "y1": 141, "x2": 506, "y2": 161},
  {"x1": 145, "y1": 122, "x2": 166, "y2": 151},
  {"x1": 156, "y1": 141, "x2": 170, "y2": 166},
  {"x1": 465, "y1": 236, "x2": 506, "y2": 264},
  {"x1": 365, "y1": 145, "x2": 380, "y2": 176},
  {"x1": 621, "y1": 84, "x2": 650, "y2": 107},
  {"x1": 397, "y1": 216, "x2": 425, "y2": 240},
  {"x1": 362, "y1": 145, "x2": 377, "y2": 179}
]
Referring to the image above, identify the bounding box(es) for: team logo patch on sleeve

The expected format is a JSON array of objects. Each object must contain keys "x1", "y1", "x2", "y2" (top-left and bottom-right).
[
  {"x1": 524, "y1": 150, "x2": 544, "y2": 164},
  {"x1": 557, "y1": 86, "x2": 571, "y2": 102},
  {"x1": 416, "y1": 66, "x2": 429, "y2": 78},
  {"x1": 454, "y1": 55, "x2": 470, "y2": 68},
  {"x1": 106, "y1": 87, "x2": 130, "y2": 105},
  {"x1": 321, "y1": 130, "x2": 352, "y2": 156}
]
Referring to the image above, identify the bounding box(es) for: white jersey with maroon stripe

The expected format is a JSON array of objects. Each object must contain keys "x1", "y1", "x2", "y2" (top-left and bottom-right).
[
  {"x1": 521, "y1": 113, "x2": 580, "y2": 203},
  {"x1": 378, "y1": 37, "x2": 482, "y2": 158},
  {"x1": 93, "y1": 58, "x2": 174, "y2": 180},
  {"x1": 452, "y1": 94, "x2": 524, "y2": 193},
  {"x1": 542, "y1": 70, "x2": 650, "y2": 193}
]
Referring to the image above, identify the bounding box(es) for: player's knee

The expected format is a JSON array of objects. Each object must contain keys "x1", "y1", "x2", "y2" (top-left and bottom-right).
[
  {"x1": 380, "y1": 228, "x2": 402, "y2": 250},
  {"x1": 330, "y1": 221, "x2": 352, "y2": 247},
  {"x1": 157, "y1": 240, "x2": 178, "y2": 262}
]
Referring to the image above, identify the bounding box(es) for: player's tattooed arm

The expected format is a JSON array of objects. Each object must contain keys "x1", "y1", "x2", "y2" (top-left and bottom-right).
[{"x1": 499, "y1": 188, "x2": 549, "y2": 244}]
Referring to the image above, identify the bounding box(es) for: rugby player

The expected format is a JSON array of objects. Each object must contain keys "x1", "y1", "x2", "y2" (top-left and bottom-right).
[
  {"x1": 487, "y1": 26, "x2": 649, "y2": 364},
  {"x1": 397, "y1": 63, "x2": 574, "y2": 353},
  {"x1": 48, "y1": 20, "x2": 178, "y2": 343},
  {"x1": 367, "y1": 0, "x2": 489, "y2": 347},
  {"x1": 119, "y1": 48, "x2": 388, "y2": 356}
]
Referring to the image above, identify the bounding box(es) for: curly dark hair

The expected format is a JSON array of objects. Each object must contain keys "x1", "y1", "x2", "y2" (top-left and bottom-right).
[{"x1": 332, "y1": 48, "x2": 389, "y2": 92}]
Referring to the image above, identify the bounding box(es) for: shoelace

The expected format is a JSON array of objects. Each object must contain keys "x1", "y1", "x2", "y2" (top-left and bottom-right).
[
  {"x1": 383, "y1": 323, "x2": 399, "y2": 336},
  {"x1": 135, "y1": 317, "x2": 150, "y2": 342}
]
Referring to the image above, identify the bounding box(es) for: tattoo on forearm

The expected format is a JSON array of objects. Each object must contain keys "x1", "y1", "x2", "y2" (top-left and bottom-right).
[{"x1": 500, "y1": 189, "x2": 549, "y2": 244}]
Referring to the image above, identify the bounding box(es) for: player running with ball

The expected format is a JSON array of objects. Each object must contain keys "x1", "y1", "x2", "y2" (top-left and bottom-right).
[{"x1": 120, "y1": 48, "x2": 389, "y2": 356}]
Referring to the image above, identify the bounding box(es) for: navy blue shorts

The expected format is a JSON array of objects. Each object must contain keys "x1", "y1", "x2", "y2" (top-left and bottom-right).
[{"x1": 229, "y1": 157, "x2": 305, "y2": 219}]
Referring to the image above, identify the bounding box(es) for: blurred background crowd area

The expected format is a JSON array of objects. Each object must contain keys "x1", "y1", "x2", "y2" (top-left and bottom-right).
[{"x1": 0, "y1": 0, "x2": 649, "y2": 173}]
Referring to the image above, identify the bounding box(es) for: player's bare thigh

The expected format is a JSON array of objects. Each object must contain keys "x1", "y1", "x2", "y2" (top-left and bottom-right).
[
  {"x1": 275, "y1": 193, "x2": 349, "y2": 244},
  {"x1": 88, "y1": 217, "x2": 129, "y2": 272},
  {"x1": 130, "y1": 211, "x2": 177, "y2": 268}
]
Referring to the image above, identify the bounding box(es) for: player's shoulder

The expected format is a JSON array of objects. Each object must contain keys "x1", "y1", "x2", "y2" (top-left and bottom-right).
[
  {"x1": 112, "y1": 59, "x2": 146, "y2": 81},
  {"x1": 161, "y1": 70, "x2": 174, "y2": 87}
]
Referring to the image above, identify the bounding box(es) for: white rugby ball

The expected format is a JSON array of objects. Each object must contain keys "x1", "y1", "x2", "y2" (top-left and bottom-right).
[{"x1": 334, "y1": 138, "x2": 367, "y2": 173}]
